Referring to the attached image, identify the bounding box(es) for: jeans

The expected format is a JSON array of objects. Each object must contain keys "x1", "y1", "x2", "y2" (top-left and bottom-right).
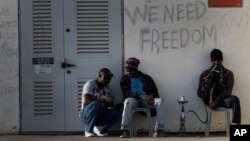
[
  {"x1": 79, "y1": 101, "x2": 121, "y2": 133},
  {"x1": 121, "y1": 97, "x2": 165, "y2": 131}
]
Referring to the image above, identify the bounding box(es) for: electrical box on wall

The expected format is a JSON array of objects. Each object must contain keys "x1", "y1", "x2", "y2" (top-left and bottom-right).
[{"x1": 209, "y1": 0, "x2": 243, "y2": 7}]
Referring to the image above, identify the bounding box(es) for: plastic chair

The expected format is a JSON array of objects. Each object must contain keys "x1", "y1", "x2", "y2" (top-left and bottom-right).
[
  {"x1": 129, "y1": 108, "x2": 153, "y2": 137},
  {"x1": 205, "y1": 106, "x2": 230, "y2": 137}
]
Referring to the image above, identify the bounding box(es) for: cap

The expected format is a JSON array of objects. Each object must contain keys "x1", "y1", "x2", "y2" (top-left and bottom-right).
[{"x1": 126, "y1": 57, "x2": 140, "y2": 70}]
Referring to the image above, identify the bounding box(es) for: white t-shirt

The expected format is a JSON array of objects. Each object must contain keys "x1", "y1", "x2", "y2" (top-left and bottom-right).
[{"x1": 81, "y1": 79, "x2": 112, "y2": 109}]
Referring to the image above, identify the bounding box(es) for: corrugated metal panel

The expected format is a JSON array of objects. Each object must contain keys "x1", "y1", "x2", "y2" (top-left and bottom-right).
[
  {"x1": 32, "y1": 0, "x2": 53, "y2": 55},
  {"x1": 33, "y1": 79, "x2": 54, "y2": 117},
  {"x1": 76, "y1": 0, "x2": 110, "y2": 56}
]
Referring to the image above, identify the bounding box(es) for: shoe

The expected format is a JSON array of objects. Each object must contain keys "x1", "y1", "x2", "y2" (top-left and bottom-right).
[
  {"x1": 153, "y1": 130, "x2": 166, "y2": 137},
  {"x1": 85, "y1": 132, "x2": 95, "y2": 137},
  {"x1": 120, "y1": 130, "x2": 130, "y2": 138},
  {"x1": 93, "y1": 126, "x2": 108, "y2": 136}
]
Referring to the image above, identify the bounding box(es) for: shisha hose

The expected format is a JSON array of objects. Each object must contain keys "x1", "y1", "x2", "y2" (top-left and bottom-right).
[
  {"x1": 188, "y1": 103, "x2": 208, "y2": 124},
  {"x1": 188, "y1": 65, "x2": 217, "y2": 124}
]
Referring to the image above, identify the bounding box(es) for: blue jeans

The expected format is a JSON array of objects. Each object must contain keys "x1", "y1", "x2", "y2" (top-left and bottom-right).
[{"x1": 79, "y1": 101, "x2": 121, "y2": 133}]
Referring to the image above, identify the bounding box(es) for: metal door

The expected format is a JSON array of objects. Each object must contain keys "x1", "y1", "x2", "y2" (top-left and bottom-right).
[
  {"x1": 20, "y1": 0, "x2": 122, "y2": 132},
  {"x1": 63, "y1": 0, "x2": 122, "y2": 131}
]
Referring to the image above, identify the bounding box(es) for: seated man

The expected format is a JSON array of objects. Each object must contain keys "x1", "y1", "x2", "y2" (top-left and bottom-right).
[
  {"x1": 197, "y1": 49, "x2": 241, "y2": 124},
  {"x1": 120, "y1": 57, "x2": 166, "y2": 138},
  {"x1": 79, "y1": 68, "x2": 121, "y2": 137}
]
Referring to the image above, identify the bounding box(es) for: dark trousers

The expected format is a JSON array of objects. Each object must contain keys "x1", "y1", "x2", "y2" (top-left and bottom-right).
[
  {"x1": 219, "y1": 95, "x2": 241, "y2": 124},
  {"x1": 202, "y1": 71, "x2": 241, "y2": 124}
]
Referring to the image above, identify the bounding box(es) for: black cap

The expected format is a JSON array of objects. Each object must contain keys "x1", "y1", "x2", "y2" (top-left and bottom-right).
[
  {"x1": 210, "y1": 49, "x2": 223, "y2": 61},
  {"x1": 98, "y1": 68, "x2": 113, "y2": 77}
]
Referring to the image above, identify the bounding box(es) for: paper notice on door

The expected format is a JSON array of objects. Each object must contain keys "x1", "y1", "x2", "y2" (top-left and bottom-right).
[
  {"x1": 33, "y1": 57, "x2": 54, "y2": 75},
  {"x1": 34, "y1": 64, "x2": 53, "y2": 75}
]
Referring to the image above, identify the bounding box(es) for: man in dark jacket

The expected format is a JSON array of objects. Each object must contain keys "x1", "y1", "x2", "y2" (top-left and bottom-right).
[
  {"x1": 120, "y1": 57, "x2": 166, "y2": 138},
  {"x1": 197, "y1": 49, "x2": 241, "y2": 124}
]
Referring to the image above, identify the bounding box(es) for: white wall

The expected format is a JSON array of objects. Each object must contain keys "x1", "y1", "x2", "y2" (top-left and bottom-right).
[
  {"x1": 124, "y1": 0, "x2": 250, "y2": 132},
  {"x1": 0, "y1": 0, "x2": 19, "y2": 134}
]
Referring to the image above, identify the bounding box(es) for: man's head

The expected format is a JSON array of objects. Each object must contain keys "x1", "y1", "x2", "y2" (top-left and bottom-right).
[
  {"x1": 211, "y1": 49, "x2": 223, "y2": 61},
  {"x1": 125, "y1": 57, "x2": 140, "y2": 77},
  {"x1": 98, "y1": 68, "x2": 113, "y2": 86},
  {"x1": 210, "y1": 49, "x2": 223, "y2": 69}
]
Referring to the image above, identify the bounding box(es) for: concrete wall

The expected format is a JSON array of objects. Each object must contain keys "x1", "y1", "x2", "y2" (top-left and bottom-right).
[
  {"x1": 0, "y1": 0, "x2": 19, "y2": 134},
  {"x1": 124, "y1": 0, "x2": 250, "y2": 132}
]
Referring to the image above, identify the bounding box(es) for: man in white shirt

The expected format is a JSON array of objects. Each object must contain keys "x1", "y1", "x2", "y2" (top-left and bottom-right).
[{"x1": 79, "y1": 68, "x2": 121, "y2": 137}]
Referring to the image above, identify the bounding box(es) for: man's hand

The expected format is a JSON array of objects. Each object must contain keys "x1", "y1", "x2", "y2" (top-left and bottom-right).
[
  {"x1": 101, "y1": 95, "x2": 113, "y2": 103},
  {"x1": 209, "y1": 99, "x2": 220, "y2": 110},
  {"x1": 101, "y1": 95, "x2": 114, "y2": 107},
  {"x1": 84, "y1": 94, "x2": 93, "y2": 104},
  {"x1": 203, "y1": 76, "x2": 209, "y2": 88},
  {"x1": 140, "y1": 95, "x2": 154, "y2": 105}
]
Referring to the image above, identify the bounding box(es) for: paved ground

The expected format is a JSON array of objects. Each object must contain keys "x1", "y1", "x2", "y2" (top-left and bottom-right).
[{"x1": 0, "y1": 133, "x2": 229, "y2": 141}]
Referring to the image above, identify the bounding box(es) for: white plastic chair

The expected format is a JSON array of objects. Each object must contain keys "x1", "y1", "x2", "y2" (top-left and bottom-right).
[
  {"x1": 205, "y1": 106, "x2": 230, "y2": 137},
  {"x1": 129, "y1": 108, "x2": 153, "y2": 137}
]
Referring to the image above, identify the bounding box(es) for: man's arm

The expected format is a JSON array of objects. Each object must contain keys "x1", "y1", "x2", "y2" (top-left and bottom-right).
[
  {"x1": 100, "y1": 95, "x2": 114, "y2": 107},
  {"x1": 147, "y1": 75, "x2": 159, "y2": 98},
  {"x1": 197, "y1": 72, "x2": 205, "y2": 98},
  {"x1": 120, "y1": 76, "x2": 131, "y2": 99},
  {"x1": 210, "y1": 70, "x2": 234, "y2": 109},
  {"x1": 100, "y1": 87, "x2": 114, "y2": 106},
  {"x1": 140, "y1": 74, "x2": 158, "y2": 104},
  {"x1": 82, "y1": 81, "x2": 95, "y2": 105},
  {"x1": 221, "y1": 71, "x2": 234, "y2": 97},
  {"x1": 84, "y1": 93, "x2": 94, "y2": 104},
  {"x1": 214, "y1": 71, "x2": 234, "y2": 102}
]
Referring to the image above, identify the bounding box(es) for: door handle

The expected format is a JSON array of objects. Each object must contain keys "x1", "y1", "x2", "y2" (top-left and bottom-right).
[
  {"x1": 61, "y1": 58, "x2": 76, "y2": 68},
  {"x1": 67, "y1": 63, "x2": 76, "y2": 68}
]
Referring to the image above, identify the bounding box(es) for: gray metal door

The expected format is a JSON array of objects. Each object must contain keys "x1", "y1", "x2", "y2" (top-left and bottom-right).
[{"x1": 20, "y1": 0, "x2": 122, "y2": 132}]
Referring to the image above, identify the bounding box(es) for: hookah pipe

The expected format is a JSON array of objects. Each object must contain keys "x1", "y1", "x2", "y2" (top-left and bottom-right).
[{"x1": 177, "y1": 96, "x2": 188, "y2": 134}]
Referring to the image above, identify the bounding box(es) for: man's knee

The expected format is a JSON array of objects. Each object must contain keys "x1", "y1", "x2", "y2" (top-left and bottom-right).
[
  {"x1": 232, "y1": 95, "x2": 240, "y2": 103},
  {"x1": 87, "y1": 101, "x2": 101, "y2": 111},
  {"x1": 155, "y1": 98, "x2": 164, "y2": 105}
]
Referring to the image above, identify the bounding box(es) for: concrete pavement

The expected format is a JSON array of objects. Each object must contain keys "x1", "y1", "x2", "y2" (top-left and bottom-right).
[{"x1": 0, "y1": 133, "x2": 229, "y2": 141}]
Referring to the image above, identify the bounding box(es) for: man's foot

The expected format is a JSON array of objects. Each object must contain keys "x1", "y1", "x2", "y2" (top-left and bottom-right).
[
  {"x1": 153, "y1": 130, "x2": 166, "y2": 137},
  {"x1": 120, "y1": 130, "x2": 130, "y2": 138},
  {"x1": 232, "y1": 122, "x2": 241, "y2": 125},
  {"x1": 85, "y1": 132, "x2": 95, "y2": 137},
  {"x1": 93, "y1": 126, "x2": 108, "y2": 137}
]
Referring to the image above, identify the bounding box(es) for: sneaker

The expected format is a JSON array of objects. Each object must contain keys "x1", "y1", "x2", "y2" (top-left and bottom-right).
[
  {"x1": 153, "y1": 130, "x2": 166, "y2": 137},
  {"x1": 85, "y1": 132, "x2": 95, "y2": 137},
  {"x1": 120, "y1": 130, "x2": 130, "y2": 138},
  {"x1": 93, "y1": 126, "x2": 108, "y2": 137}
]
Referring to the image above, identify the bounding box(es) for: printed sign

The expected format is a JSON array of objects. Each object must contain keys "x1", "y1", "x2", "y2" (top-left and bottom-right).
[
  {"x1": 33, "y1": 57, "x2": 54, "y2": 75},
  {"x1": 34, "y1": 64, "x2": 53, "y2": 75},
  {"x1": 33, "y1": 57, "x2": 54, "y2": 64}
]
